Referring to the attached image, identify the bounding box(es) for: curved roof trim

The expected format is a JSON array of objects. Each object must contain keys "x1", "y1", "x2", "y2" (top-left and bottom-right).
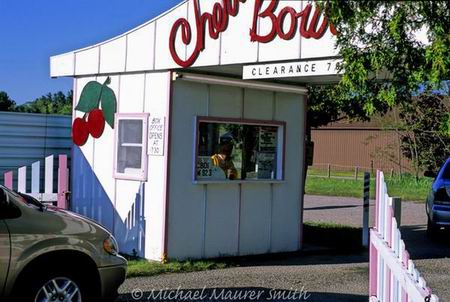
[{"x1": 51, "y1": 0, "x2": 339, "y2": 78}]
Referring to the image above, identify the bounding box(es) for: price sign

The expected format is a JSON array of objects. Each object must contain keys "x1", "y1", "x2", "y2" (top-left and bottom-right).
[
  {"x1": 148, "y1": 115, "x2": 165, "y2": 156},
  {"x1": 197, "y1": 156, "x2": 213, "y2": 178},
  {"x1": 196, "y1": 156, "x2": 226, "y2": 180}
]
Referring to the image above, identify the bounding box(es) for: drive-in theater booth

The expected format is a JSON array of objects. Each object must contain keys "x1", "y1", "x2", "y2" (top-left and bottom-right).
[{"x1": 50, "y1": 0, "x2": 341, "y2": 261}]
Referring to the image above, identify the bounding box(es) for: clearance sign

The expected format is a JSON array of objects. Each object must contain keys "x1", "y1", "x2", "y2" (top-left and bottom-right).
[
  {"x1": 169, "y1": 0, "x2": 337, "y2": 68},
  {"x1": 243, "y1": 59, "x2": 343, "y2": 80}
]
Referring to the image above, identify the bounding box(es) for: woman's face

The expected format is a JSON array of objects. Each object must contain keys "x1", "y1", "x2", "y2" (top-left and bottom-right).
[{"x1": 220, "y1": 143, "x2": 234, "y2": 157}]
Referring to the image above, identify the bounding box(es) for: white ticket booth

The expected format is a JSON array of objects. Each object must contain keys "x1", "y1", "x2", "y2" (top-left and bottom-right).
[{"x1": 50, "y1": 0, "x2": 340, "y2": 261}]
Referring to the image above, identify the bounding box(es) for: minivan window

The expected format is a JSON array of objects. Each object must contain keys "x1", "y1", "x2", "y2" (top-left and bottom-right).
[{"x1": 0, "y1": 186, "x2": 37, "y2": 208}]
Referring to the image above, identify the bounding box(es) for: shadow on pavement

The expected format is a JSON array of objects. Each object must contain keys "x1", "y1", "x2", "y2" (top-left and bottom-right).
[
  {"x1": 210, "y1": 223, "x2": 369, "y2": 267},
  {"x1": 401, "y1": 224, "x2": 450, "y2": 260},
  {"x1": 118, "y1": 287, "x2": 367, "y2": 302},
  {"x1": 304, "y1": 205, "x2": 359, "y2": 211}
]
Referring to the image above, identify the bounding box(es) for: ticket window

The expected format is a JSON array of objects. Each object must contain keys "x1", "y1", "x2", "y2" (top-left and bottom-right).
[{"x1": 195, "y1": 118, "x2": 285, "y2": 182}]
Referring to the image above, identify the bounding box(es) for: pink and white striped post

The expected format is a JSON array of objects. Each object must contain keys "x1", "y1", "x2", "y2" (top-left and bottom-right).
[
  {"x1": 57, "y1": 154, "x2": 68, "y2": 209},
  {"x1": 2, "y1": 154, "x2": 69, "y2": 209},
  {"x1": 4, "y1": 171, "x2": 13, "y2": 189},
  {"x1": 369, "y1": 170, "x2": 380, "y2": 299},
  {"x1": 369, "y1": 170, "x2": 439, "y2": 302}
]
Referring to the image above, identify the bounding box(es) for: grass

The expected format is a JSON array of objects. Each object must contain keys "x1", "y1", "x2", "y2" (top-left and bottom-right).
[
  {"x1": 305, "y1": 174, "x2": 432, "y2": 201},
  {"x1": 127, "y1": 259, "x2": 229, "y2": 278}
]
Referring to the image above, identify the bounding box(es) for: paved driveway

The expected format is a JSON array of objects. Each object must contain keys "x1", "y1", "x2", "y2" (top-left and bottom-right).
[
  {"x1": 119, "y1": 253, "x2": 369, "y2": 302},
  {"x1": 118, "y1": 195, "x2": 450, "y2": 301},
  {"x1": 304, "y1": 195, "x2": 450, "y2": 299}
]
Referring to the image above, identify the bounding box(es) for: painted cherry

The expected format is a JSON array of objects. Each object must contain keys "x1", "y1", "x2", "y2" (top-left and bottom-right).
[
  {"x1": 72, "y1": 118, "x2": 89, "y2": 146},
  {"x1": 87, "y1": 109, "x2": 105, "y2": 138}
]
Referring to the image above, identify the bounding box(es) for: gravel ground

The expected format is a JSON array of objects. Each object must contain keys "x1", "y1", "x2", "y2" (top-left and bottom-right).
[
  {"x1": 119, "y1": 253, "x2": 369, "y2": 302},
  {"x1": 118, "y1": 195, "x2": 450, "y2": 302}
]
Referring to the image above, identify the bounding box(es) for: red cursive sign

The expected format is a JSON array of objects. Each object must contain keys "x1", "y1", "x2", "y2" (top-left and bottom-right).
[
  {"x1": 250, "y1": 1, "x2": 337, "y2": 42},
  {"x1": 169, "y1": 0, "x2": 336, "y2": 68},
  {"x1": 169, "y1": 0, "x2": 246, "y2": 68}
]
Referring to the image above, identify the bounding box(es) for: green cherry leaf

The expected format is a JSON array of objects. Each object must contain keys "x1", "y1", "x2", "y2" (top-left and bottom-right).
[
  {"x1": 75, "y1": 81, "x2": 102, "y2": 113},
  {"x1": 100, "y1": 86, "x2": 117, "y2": 129}
]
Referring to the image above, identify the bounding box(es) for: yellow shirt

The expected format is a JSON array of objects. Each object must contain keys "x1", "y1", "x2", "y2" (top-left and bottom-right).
[{"x1": 211, "y1": 154, "x2": 238, "y2": 180}]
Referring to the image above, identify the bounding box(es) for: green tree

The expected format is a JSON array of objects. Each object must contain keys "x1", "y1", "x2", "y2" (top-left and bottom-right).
[
  {"x1": 321, "y1": 1, "x2": 449, "y2": 114},
  {"x1": 0, "y1": 91, "x2": 16, "y2": 111},
  {"x1": 306, "y1": 1, "x2": 450, "y2": 173},
  {"x1": 16, "y1": 90, "x2": 73, "y2": 115},
  {"x1": 398, "y1": 94, "x2": 449, "y2": 176}
]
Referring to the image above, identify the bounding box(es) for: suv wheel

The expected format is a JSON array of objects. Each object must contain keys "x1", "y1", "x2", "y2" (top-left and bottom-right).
[{"x1": 427, "y1": 218, "x2": 440, "y2": 238}]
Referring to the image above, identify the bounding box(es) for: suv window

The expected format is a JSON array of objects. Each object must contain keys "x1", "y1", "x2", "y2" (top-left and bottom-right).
[{"x1": 441, "y1": 161, "x2": 450, "y2": 180}]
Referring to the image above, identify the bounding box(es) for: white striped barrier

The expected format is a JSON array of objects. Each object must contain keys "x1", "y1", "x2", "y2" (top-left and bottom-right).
[
  {"x1": 3, "y1": 154, "x2": 69, "y2": 209},
  {"x1": 369, "y1": 171, "x2": 438, "y2": 302}
]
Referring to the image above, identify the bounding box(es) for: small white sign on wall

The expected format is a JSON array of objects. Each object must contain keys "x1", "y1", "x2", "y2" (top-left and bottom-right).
[
  {"x1": 148, "y1": 115, "x2": 165, "y2": 156},
  {"x1": 243, "y1": 59, "x2": 343, "y2": 80}
]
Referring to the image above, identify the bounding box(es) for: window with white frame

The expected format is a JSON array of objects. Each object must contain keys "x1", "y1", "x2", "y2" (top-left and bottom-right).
[
  {"x1": 114, "y1": 114, "x2": 148, "y2": 181},
  {"x1": 195, "y1": 117, "x2": 285, "y2": 182}
]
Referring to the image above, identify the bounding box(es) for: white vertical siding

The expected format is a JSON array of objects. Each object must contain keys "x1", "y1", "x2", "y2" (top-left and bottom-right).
[
  {"x1": 143, "y1": 72, "x2": 171, "y2": 260},
  {"x1": 154, "y1": 4, "x2": 188, "y2": 70},
  {"x1": 272, "y1": 92, "x2": 305, "y2": 252},
  {"x1": 100, "y1": 37, "x2": 127, "y2": 74},
  {"x1": 91, "y1": 75, "x2": 119, "y2": 211},
  {"x1": 186, "y1": 0, "x2": 221, "y2": 67},
  {"x1": 209, "y1": 85, "x2": 243, "y2": 118},
  {"x1": 74, "y1": 76, "x2": 96, "y2": 167},
  {"x1": 239, "y1": 184, "x2": 271, "y2": 255},
  {"x1": 220, "y1": 1, "x2": 258, "y2": 65},
  {"x1": 258, "y1": 1, "x2": 303, "y2": 62},
  {"x1": 168, "y1": 79, "x2": 305, "y2": 260},
  {"x1": 167, "y1": 81, "x2": 208, "y2": 259},
  {"x1": 71, "y1": 72, "x2": 171, "y2": 260},
  {"x1": 50, "y1": 52, "x2": 75, "y2": 77},
  {"x1": 119, "y1": 74, "x2": 146, "y2": 113},
  {"x1": 126, "y1": 23, "x2": 156, "y2": 72},
  {"x1": 75, "y1": 47, "x2": 99, "y2": 76}
]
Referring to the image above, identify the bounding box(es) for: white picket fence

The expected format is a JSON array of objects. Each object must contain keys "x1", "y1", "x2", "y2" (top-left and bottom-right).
[
  {"x1": 369, "y1": 171, "x2": 438, "y2": 302},
  {"x1": 3, "y1": 154, "x2": 69, "y2": 209}
]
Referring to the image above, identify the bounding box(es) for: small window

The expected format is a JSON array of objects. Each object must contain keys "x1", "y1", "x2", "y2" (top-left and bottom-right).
[
  {"x1": 195, "y1": 117, "x2": 285, "y2": 182},
  {"x1": 114, "y1": 114, "x2": 149, "y2": 181}
]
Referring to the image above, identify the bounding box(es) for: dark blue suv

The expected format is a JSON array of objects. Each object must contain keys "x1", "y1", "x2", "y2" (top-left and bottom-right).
[{"x1": 426, "y1": 158, "x2": 450, "y2": 236}]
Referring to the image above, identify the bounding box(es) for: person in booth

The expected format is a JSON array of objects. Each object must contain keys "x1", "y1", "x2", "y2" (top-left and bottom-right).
[{"x1": 211, "y1": 133, "x2": 238, "y2": 180}]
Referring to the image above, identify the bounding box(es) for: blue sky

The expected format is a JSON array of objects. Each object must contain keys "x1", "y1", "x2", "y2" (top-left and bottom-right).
[{"x1": 0, "y1": 0, "x2": 182, "y2": 104}]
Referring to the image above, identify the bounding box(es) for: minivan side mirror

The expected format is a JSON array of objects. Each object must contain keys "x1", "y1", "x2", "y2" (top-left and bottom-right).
[{"x1": 424, "y1": 171, "x2": 437, "y2": 178}]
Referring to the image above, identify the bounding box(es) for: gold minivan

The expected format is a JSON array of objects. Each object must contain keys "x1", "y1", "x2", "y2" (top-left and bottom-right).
[{"x1": 0, "y1": 185, "x2": 127, "y2": 302}]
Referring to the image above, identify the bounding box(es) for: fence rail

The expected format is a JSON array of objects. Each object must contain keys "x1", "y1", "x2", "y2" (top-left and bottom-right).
[
  {"x1": 369, "y1": 171, "x2": 438, "y2": 302},
  {"x1": 309, "y1": 163, "x2": 401, "y2": 180},
  {"x1": 3, "y1": 154, "x2": 69, "y2": 209}
]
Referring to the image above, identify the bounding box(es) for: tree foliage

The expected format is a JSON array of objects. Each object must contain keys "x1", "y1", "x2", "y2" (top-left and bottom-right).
[
  {"x1": 0, "y1": 91, "x2": 16, "y2": 111},
  {"x1": 307, "y1": 1, "x2": 450, "y2": 171},
  {"x1": 320, "y1": 1, "x2": 449, "y2": 113},
  {"x1": 398, "y1": 94, "x2": 450, "y2": 175},
  {"x1": 0, "y1": 91, "x2": 73, "y2": 115}
]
